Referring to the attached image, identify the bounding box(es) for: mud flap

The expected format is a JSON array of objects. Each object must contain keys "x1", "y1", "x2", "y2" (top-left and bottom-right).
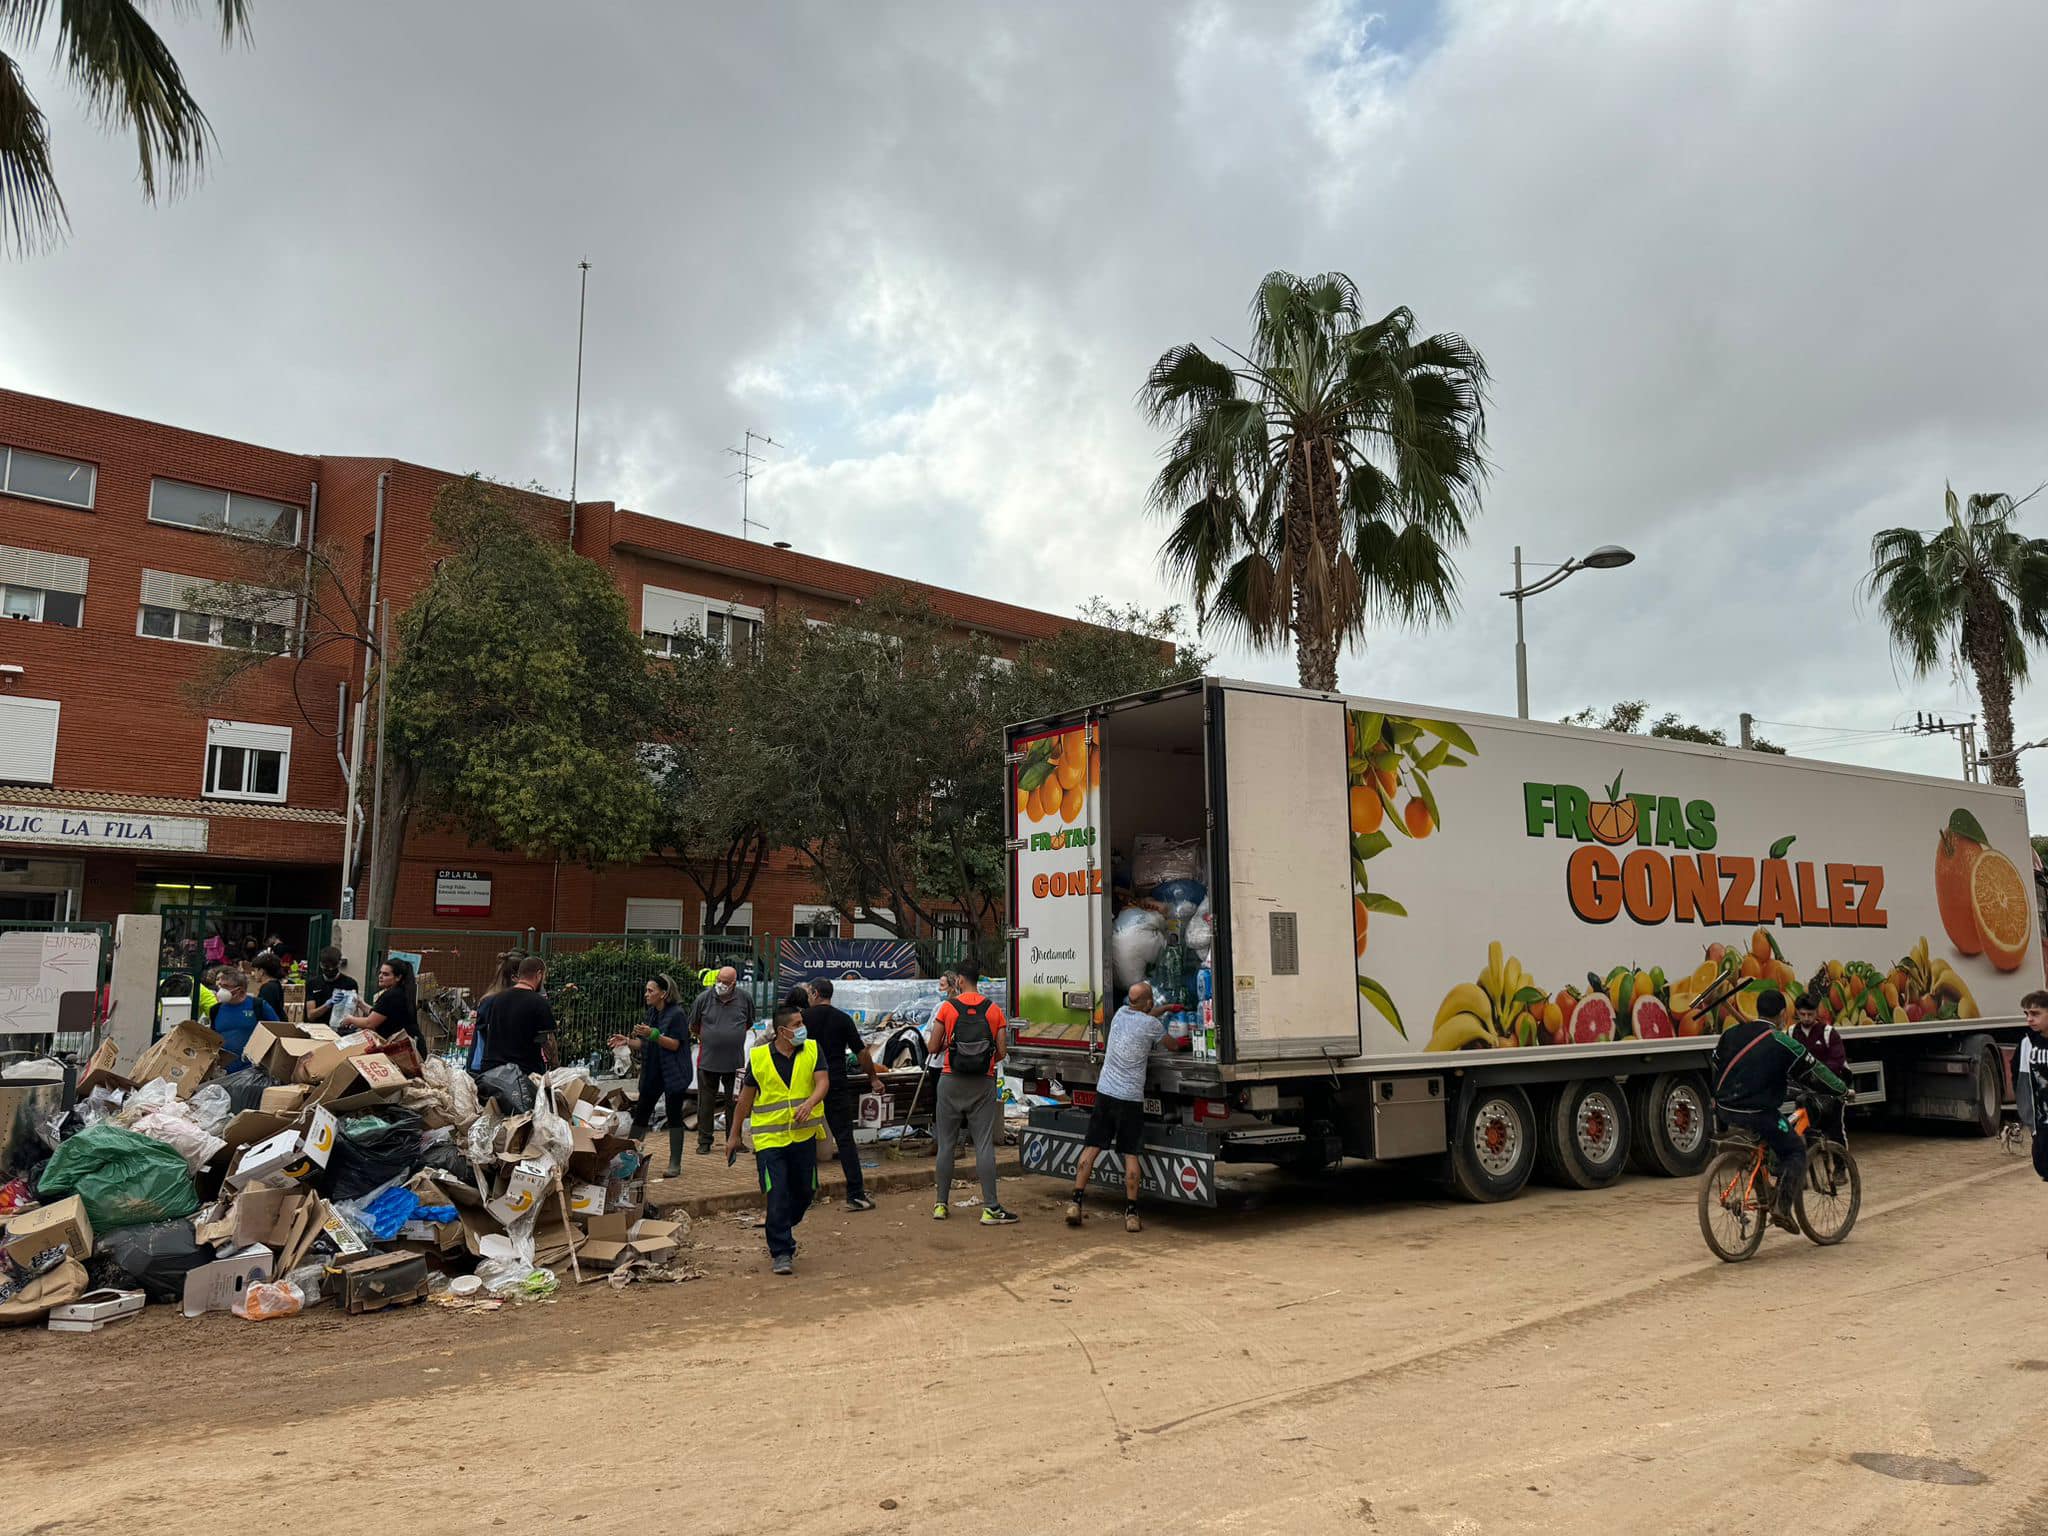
[{"x1": 1020, "y1": 1108, "x2": 1219, "y2": 1207}]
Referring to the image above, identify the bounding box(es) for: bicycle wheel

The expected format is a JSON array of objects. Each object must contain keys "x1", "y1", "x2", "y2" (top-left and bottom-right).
[
  {"x1": 1795, "y1": 1142, "x2": 1861, "y2": 1245},
  {"x1": 1697, "y1": 1148, "x2": 1766, "y2": 1262}
]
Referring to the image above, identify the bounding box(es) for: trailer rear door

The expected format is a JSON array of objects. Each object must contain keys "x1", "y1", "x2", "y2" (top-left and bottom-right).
[{"x1": 1219, "y1": 686, "x2": 1362, "y2": 1062}]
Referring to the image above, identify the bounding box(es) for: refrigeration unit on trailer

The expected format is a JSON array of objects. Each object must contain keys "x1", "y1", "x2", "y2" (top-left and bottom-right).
[{"x1": 1007, "y1": 678, "x2": 2037, "y2": 1208}]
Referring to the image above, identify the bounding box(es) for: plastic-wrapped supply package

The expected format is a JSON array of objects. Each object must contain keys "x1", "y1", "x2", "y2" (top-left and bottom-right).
[
  {"x1": 398, "y1": 1056, "x2": 482, "y2": 1131},
  {"x1": 184, "y1": 1083, "x2": 233, "y2": 1137},
  {"x1": 1150, "y1": 879, "x2": 1208, "y2": 921},
  {"x1": 126, "y1": 1111, "x2": 224, "y2": 1175},
  {"x1": 232, "y1": 1280, "x2": 304, "y2": 1321},
  {"x1": 1132, "y1": 834, "x2": 1204, "y2": 890},
  {"x1": 1112, "y1": 907, "x2": 1168, "y2": 990},
  {"x1": 476, "y1": 1063, "x2": 536, "y2": 1116},
  {"x1": 1183, "y1": 897, "x2": 1214, "y2": 961}
]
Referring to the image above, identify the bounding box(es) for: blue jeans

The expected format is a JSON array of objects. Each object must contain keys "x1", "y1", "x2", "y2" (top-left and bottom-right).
[{"x1": 756, "y1": 1139, "x2": 818, "y2": 1260}]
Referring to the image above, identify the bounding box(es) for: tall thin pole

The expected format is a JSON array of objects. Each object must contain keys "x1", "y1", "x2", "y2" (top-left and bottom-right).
[
  {"x1": 1513, "y1": 545, "x2": 1529, "y2": 720},
  {"x1": 368, "y1": 597, "x2": 391, "y2": 928},
  {"x1": 568, "y1": 259, "x2": 590, "y2": 543}
]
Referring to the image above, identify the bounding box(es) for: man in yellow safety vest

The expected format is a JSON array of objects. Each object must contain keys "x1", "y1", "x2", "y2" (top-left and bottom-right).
[{"x1": 726, "y1": 1000, "x2": 830, "y2": 1276}]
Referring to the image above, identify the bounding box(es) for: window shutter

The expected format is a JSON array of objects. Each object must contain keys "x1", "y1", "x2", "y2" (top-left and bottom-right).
[
  {"x1": 0, "y1": 697, "x2": 59, "y2": 784},
  {"x1": 140, "y1": 569, "x2": 296, "y2": 626},
  {"x1": 206, "y1": 719, "x2": 292, "y2": 754},
  {"x1": 641, "y1": 585, "x2": 708, "y2": 637},
  {"x1": 0, "y1": 545, "x2": 87, "y2": 595}
]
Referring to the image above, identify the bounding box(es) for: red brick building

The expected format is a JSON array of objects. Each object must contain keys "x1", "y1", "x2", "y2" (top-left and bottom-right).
[{"x1": 0, "y1": 388, "x2": 1077, "y2": 951}]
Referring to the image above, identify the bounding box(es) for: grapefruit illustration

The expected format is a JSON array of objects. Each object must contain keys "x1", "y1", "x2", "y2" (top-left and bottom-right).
[
  {"x1": 1632, "y1": 995, "x2": 1676, "y2": 1040},
  {"x1": 1969, "y1": 848, "x2": 2031, "y2": 972},
  {"x1": 1569, "y1": 992, "x2": 1616, "y2": 1044},
  {"x1": 1934, "y1": 812, "x2": 1986, "y2": 956},
  {"x1": 1588, "y1": 770, "x2": 1638, "y2": 846}
]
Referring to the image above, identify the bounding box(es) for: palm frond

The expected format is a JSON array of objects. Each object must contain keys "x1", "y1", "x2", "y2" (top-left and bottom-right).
[
  {"x1": 53, "y1": 0, "x2": 218, "y2": 201},
  {"x1": 1137, "y1": 344, "x2": 1238, "y2": 427},
  {"x1": 0, "y1": 47, "x2": 63, "y2": 252}
]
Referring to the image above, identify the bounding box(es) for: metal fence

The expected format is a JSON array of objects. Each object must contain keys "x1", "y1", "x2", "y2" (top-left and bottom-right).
[{"x1": 539, "y1": 932, "x2": 773, "y2": 1063}]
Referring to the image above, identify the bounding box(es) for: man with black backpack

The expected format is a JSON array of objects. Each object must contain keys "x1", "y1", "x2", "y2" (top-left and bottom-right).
[{"x1": 925, "y1": 965, "x2": 1018, "y2": 1225}]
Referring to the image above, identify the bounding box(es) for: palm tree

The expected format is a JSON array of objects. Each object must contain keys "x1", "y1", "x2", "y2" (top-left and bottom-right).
[
  {"x1": 1140, "y1": 270, "x2": 1489, "y2": 691},
  {"x1": 1, "y1": 0, "x2": 248, "y2": 255},
  {"x1": 1866, "y1": 485, "x2": 2048, "y2": 788}
]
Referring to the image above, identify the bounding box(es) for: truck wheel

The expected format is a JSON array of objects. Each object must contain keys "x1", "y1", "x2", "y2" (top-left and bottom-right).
[
  {"x1": 1965, "y1": 1035, "x2": 2002, "y2": 1138},
  {"x1": 1627, "y1": 1072, "x2": 1713, "y2": 1177},
  {"x1": 1449, "y1": 1085, "x2": 1536, "y2": 1202},
  {"x1": 1537, "y1": 1078, "x2": 1632, "y2": 1189}
]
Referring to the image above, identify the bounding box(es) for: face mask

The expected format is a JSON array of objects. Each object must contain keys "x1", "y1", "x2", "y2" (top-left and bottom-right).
[{"x1": 715, "y1": 983, "x2": 734, "y2": 999}]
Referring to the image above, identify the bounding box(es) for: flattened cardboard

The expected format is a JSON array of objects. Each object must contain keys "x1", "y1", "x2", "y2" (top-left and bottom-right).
[
  {"x1": 232, "y1": 1186, "x2": 308, "y2": 1249},
  {"x1": 181, "y1": 1243, "x2": 273, "y2": 1317},
  {"x1": 2, "y1": 1195, "x2": 94, "y2": 1264},
  {"x1": 273, "y1": 1195, "x2": 331, "y2": 1275},
  {"x1": 220, "y1": 1110, "x2": 295, "y2": 1149},
  {"x1": 133, "y1": 1021, "x2": 224, "y2": 1100}
]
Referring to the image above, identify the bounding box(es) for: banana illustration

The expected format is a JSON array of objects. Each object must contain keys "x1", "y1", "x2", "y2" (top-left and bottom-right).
[
  {"x1": 1426, "y1": 1011, "x2": 1494, "y2": 1052},
  {"x1": 1434, "y1": 983, "x2": 1493, "y2": 1033}
]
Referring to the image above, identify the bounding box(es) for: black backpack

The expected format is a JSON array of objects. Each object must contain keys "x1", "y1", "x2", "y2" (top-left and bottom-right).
[{"x1": 948, "y1": 997, "x2": 995, "y2": 1077}]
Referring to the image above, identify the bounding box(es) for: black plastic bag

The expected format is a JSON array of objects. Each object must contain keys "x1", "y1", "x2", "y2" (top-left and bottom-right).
[
  {"x1": 221, "y1": 1066, "x2": 277, "y2": 1114},
  {"x1": 477, "y1": 1063, "x2": 535, "y2": 1116},
  {"x1": 417, "y1": 1141, "x2": 476, "y2": 1185},
  {"x1": 99, "y1": 1220, "x2": 211, "y2": 1304},
  {"x1": 320, "y1": 1105, "x2": 425, "y2": 1202}
]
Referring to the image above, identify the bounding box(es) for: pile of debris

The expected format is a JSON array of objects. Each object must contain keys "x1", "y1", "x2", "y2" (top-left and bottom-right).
[{"x1": 0, "y1": 1013, "x2": 688, "y2": 1331}]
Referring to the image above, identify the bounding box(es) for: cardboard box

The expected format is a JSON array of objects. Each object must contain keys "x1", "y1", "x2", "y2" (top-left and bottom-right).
[
  {"x1": 326, "y1": 1250, "x2": 428, "y2": 1314},
  {"x1": 309, "y1": 1052, "x2": 406, "y2": 1108},
  {"x1": 3, "y1": 1194, "x2": 94, "y2": 1265},
  {"x1": 283, "y1": 982, "x2": 306, "y2": 1007},
  {"x1": 244, "y1": 1020, "x2": 318, "y2": 1080},
  {"x1": 377, "y1": 1037, "x2": 425, "y2": 1078},
  {"x1": 259, "y1": 1084, "x2": 311, "y2": 1115},
  {"x1": 219, "y1": 1110, "x2": 296, "y2": 1149},
  {"x1": 75, "y1": 1039, "x2": 136, "y2": 1098},
  {"x1": 567, "y1": 1182, "x2": 607, "y2": 1217},
  {"x1": 296, "y1": 1033, "x2": 371, "y2": 1086},
  {"x1": 49, "y1": 1287, "x2": 144, "y2": 1324},
  {"x1": 226, "y1": 1130, "x2": 303, "y2": 1190},
  {"x1": 133, "y1": 1020, "x2": 224, "y2": 1100},
  {"x1": 319, "y1": 1205, "x2": 369, "y2": 1257},
  {"x1": 232, "y1": 1186, "x2": 309, "y2": 1249},
  {"x1": 579, "y1": 1217, "x2": 680, "y2": 1270},
  {"x1": 181, "y1": 1243, "x2": 273, "y2": 1317},
  {"x1": 485, "y1": 1160, "x2": 552, "y2": 1225}
]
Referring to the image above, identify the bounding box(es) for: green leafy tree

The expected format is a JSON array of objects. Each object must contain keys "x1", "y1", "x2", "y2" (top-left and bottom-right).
[
  {"x1": 1561, "y1": 700, "x2": 1785, "y2": 754},
  {"x1": 766, "y1": 593, "x2": 1205, "y2": 971},
  {"x1": 1140, "y1": 270, "x2": 1488, "y2": 690},
  {"x1": 367, "y1": 477, "x2": 662, "y2": 926},
  {"x1": 2, "y1": 0, "x2": 249, "y2": 254},
  {"x1": 646, "y1": 625, "x2": 799, "y2": 932},
  {"x1": 1865, "y1": 484, "x2": 2048, "y2": 789}
]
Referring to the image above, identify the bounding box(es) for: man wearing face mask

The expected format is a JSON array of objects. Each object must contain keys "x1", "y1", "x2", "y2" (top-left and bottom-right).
[{"x1": 690, "y1": 965, "x2": 755, "y2": 1156}]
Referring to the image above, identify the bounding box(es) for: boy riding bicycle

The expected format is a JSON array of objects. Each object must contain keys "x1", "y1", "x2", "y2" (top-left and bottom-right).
[{"x1": 1712, "y1": 990, "x2": 1850, "y2": 1231}]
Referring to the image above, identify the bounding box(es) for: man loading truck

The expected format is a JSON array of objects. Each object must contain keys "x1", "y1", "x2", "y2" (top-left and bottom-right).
[{"x1": 1065, "y1": 982, "x2": 1187, "y2": 1233}]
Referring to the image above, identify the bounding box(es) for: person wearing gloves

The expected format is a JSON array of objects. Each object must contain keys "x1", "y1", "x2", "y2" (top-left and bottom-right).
[
  {"x1": 613, "y1": 974, "x2": 693, "y2": 1177},
  {"x1": 689, "y1": 965, "x2": 755, "y2": 1155}
]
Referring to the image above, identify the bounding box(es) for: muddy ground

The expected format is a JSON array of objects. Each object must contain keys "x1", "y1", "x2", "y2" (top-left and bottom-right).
[{"x1": 1, "y1": 1132, "x2": 2043, "y2": 1535}]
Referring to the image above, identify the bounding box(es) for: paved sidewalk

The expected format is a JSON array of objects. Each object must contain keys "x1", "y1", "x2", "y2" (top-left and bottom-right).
[{"x1": 638, "y1": 1132, "x2": 1026, "y2": 1218}]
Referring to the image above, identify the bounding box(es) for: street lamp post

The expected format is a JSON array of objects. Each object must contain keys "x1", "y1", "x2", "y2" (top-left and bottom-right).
[{"x1": 1503, "y1": 544, "x2": 1636, "y2": 719}]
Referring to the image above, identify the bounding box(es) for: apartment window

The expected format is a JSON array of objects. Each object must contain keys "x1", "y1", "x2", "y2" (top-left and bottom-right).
[
  {"x1": 0, "y1": 696, "x2": 60, "y2": 785},
  {"x1": 138, "y1": 604, "x2": 290, "y2": 652},
  {"x1": 791, "y1": 904, "x2": 842, "y2": 940},
  {"x1": 0, "y1": 544, "x2": 89, "y2": 627},
  {"x1": 148, "y1": 477, "x2": 301, "y2": 542},
  {"x1": 708, "y1": 607, "x2": 761, "y2": 659},
  {"x1": 203, "y1": 720, "x2": 291, "y2": 803},
  {"x1": 0, "y1": 446, "x2": 95, "y2": 509},
  {"x1": 0, "y1": 585, "x2": 82, "y2": 627}
]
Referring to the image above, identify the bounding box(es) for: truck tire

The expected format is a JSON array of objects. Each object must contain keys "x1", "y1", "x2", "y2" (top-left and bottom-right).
[
  {"x1": 1965, "y1": 1034, "x2": 2002, "y2": 1138},
  {"x1": 1627, "y1": 1071, "x2": 1714, "y2": 1177},
  {"x1": 1536, "y1": 1078, "x2": 1632, "y2": 1189},
  {"x1": 1449, "y1": 1084, "x2": 1537, "y2": 1202}
]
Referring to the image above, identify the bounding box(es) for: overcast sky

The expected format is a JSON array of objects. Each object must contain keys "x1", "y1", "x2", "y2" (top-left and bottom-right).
[{"x1": 6, "y1": 1, "x2": 2047, "y2": 816}]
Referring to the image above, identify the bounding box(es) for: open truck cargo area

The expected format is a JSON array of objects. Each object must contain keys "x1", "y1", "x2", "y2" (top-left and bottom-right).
[{"x1": 1007, "y1": 679, "x2": 2039, "y2": 1207}]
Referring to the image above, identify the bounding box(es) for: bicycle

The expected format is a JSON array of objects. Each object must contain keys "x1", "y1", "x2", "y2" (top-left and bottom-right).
[{"x1": 1697, "y1": 1094, "x2": 1861, "y2": 1263}]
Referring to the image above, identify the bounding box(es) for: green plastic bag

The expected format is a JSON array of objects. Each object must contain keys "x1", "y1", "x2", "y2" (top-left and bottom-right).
[{"x1": 38, "y1": 1123, "x2": 200, "y2": 1233}]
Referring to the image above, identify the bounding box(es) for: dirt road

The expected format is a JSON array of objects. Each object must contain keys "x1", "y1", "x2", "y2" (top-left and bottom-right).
[{"x1": 2, "y1": 1133, "x2": 2044, "y2": 1535}]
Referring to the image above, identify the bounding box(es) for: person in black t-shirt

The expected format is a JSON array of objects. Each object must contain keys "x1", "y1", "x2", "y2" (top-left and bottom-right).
[
  {"x1": 479, "y1": 955, "x2": 558, "y2": 1076},
  {"x1": 306, "y1": 946, "x2": 361, "y2": 1024},
  {"x1": 248, "y1": 951, "x2": 287, "y2": 1020},
  {"x1": 354, "y1": 957, "x2": 424, "y2": 1051},
  {"x1": 802, "y1": 978, "x2": 885, "y2": 1210}
]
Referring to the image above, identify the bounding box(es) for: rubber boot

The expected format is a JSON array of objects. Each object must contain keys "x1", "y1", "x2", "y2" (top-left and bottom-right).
[{"x1": 665, "y1": 1121, "x2": 685, "y2": 1179}]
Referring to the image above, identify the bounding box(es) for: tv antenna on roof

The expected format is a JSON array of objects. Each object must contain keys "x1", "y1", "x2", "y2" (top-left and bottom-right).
[{"x1": 726, "y1": 430, "x2": 782, "y2": 541}]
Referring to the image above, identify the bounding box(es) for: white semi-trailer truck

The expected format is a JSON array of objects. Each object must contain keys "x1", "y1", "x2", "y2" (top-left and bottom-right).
[{"x1": 1005, "y1": 678, "x2": 2038, "y2": 1206}]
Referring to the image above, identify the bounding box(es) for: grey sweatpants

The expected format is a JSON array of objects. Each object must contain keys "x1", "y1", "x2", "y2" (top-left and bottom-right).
[{"x1": 934, "y1": 1073, "x2": 1001, "y2": 1209}]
